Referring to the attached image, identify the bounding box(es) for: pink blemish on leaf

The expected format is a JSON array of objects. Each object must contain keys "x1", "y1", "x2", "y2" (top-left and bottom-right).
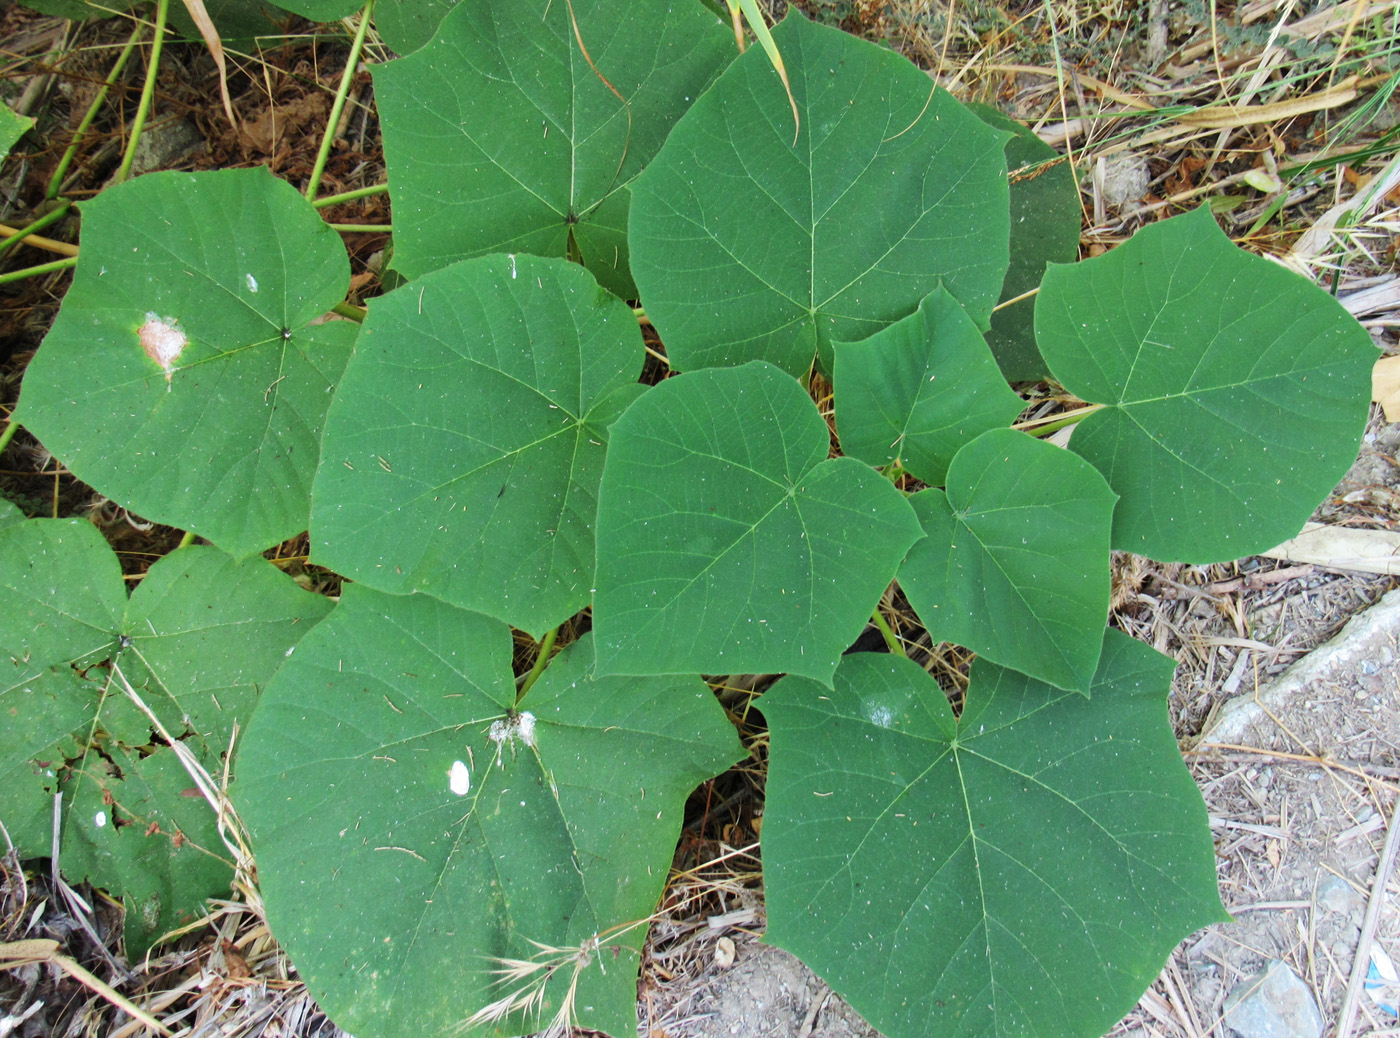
[{"x1": 139, "y1": 312, "x2": 187, "y2": 387}]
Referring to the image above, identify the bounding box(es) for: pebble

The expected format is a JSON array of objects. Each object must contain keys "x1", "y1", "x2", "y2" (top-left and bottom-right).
[
  {"x1": 1317, "y1": 875, "x2": 1363, "y2": 916},
  {"x1": 1222, "y1": 959, "x2": 1324, "y2": 1038}
]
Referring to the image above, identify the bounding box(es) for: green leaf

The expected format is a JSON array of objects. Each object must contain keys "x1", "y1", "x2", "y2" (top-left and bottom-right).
[
  {"x1": 1035, "y1": 206, "x2": 1375, "y2": 562},
  {"x1": 761, "y1": 630, "x2": 1226, "y2": 1038},
  {"x1": 235, "y1": 586, "x2": 743, "y2": 1038},
  {"x1": 373, "y1": 0, "x2": 460, "y2": 53},
  {"x1": 593, "y1": 360, "x2": 923, "y2": 685},
  {"x1": 967, "y1": 103, "x2": 1081, "y2": 382},
  {"x1": 373, "y1": 0, "x2": 731, "y2": 296},
  {"x1": 0, "y1": 497, "x2": 23, "y2": 530},
  {"x1": 15, "y1": 168, "x2": 355, "y2": 557},
  {"x1": 833, "y1": 285, "x2": 1024, "y2": 485},
  {"x1": 0, "y1": 519, "x2": 331, "y2": 953},
  {"x1": 628, "y1": 13, "x2": 1010, "y2": 377},
  {"x1": 276, "y1": 0, "x2": 361, "y2": 19},
  {"x1": 312, "y1": 254, "x2": 644, "y2": 636},
  {"x1": 1, "y1": 101, "x2": 34, "y2": 162},
  {"x1": 898, "y1": 429, "x2": 1115, "y2": 692}
]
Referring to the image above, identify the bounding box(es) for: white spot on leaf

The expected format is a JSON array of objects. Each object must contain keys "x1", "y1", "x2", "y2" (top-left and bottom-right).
[
  {"x1": 449, "y1": 760, "x2": 470, "y2": 796},
  {"x1": 94, "y1": 811, "x2": 107, "y2": 828},
  {"x1": 508, "y1": 253, "x2": 517, "y2": 279},
  {"x1": 246, "y1": 273, "x2": 259, "y2": 293},
  {"x1": 868, "y1": 705, "x2": 893, "y2": 728},
  {"x1": 139, "y1": 312, "x2": 187, "y2": 386}
]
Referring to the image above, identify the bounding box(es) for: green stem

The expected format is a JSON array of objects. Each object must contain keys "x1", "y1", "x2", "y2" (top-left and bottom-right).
[
  {"x1": 305, "y1": 0, "x2": 375, "y2": 201},
  {"x1": 328, "y1": 223, "x2": 392, "y2": 233},
  {"x1": 313, "y1": 182, "x2": 389, "y2": 209},
  {"x1": 113, "y1": 0, "x2": 169, "y2": 186},
  {"x1": 870, "y1": 607, "x2": 904, "y2": 657},
  {"x1": 517, "y1": 628, "x2": 558, "y2": 698},
  {"x1": 0, "y1": 418, "x2": 19, "y2": 456},
  {"x1": 0, "y1": 202, "x2": 71, "y2": 261},
  {"x1": 47, "y1": 22, "x2": 142, "y2": 199},
  {"x1": 176, "y1": 530, "x2": 196, "y2": 549},
  {"x1": 331, "y1": 300, "x2": 367, "y2": 321},
  {"x1": 0, "y1": 256, "x2": 78, "y2": 286}
]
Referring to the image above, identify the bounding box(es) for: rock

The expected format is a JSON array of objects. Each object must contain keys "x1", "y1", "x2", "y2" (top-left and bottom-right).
[
  {"x1": 1100, "y1": 153, "x2": 1150, "y2": 208},
  {"x1": 1317, "y1": 875, "x2": 1363, "y2": 916},
  {"x1": 1222, "y1": 959, "x2": 1323, "y2": 1038}
]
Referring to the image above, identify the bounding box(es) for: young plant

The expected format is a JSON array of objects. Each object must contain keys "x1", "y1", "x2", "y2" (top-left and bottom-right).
[{"x1": 0, "y1": 4, "x2": 1377, "y2": 1038}]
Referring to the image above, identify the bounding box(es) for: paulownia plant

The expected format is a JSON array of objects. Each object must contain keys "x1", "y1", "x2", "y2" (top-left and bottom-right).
[{"x1": 0, "y1": 4, "x2": 1378, "y2": 1038}]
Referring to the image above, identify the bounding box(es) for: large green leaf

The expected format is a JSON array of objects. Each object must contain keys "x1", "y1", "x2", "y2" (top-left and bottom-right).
[
  {"x1": 968, "y1": 103, "x2": 1081, "y2": 382},
  {"x1": 0, "y1": 519, "x2": 331, "y2": 953},
  {"x1": 1035, "y1": 206, "x2": 1374, "y2": 562},
  {"x1": 373, "y1": 0, "x2": 731, "y2": 296},
  {"x1": 15, "y1": 168, "x2": 355, "y2": 557},
  {"x1": 628, "y1": 13, "x2": 1010, "y2": 377},
  {"x1": 312, "y1": 253, "x2": 644, "y2": 636},
  {"x1": 898, "y1": 429, "x2": 1115, "y2": 692},
  {"x1": 833, "y1": 285, "x2": 1024, "y2": 485},
  {"x1": 593, "y1": 360, "x2": 923, "y2": 685},
  {"x1": 236, "y1": 586, "x2": 743, "y2": 1038},
  {"x1": 762, "y1": 630, "x2": 1226, "y2": 1038}
]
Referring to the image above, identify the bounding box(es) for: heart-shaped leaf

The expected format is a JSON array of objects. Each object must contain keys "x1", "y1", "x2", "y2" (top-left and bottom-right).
[
  {"x1": 0, "y1": 519, "x2": 331, "y2": 953},
  {"x1": 373, "y1": 0, "x2": 731, "y2": 296},
  {"x1": 235, "y1": 586, "x2": 743, "y2": 1038},
  {"x1": 898, "y1": 429, "x2": 1115, "y2": 692},
  {"x1": 15, "y1": 168, "x2": 355, "y2": 557},
  {"x1": 833, "y1": 284, "x2": 1024, "y2": 485},
  {"x1": 762, "y1": 630, "x2": 1226, "y2": 1038},
  {"x1": 628, "y1": 13, "x2": 1010, "y2": 377},
  {"x1": 967, "y1": 103, "x2": 1081, "y2": 382},
  {"x1": 311, "y1": 253, "x2": 644, "y2": 636},
  {"x1": 593, "y1": 360, "x2": 923, "y2": 685},
  {"x1": 1035, "y1": 206, "x2": 1374, "y2": 562}
]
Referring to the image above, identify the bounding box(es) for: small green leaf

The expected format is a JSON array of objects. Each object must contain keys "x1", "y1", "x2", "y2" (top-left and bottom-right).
[
  {"x1": 898, "y1": 429, "x2": 1115, "y2": 692},
  {"x1": 15, "y1": 168, "x2": 355, "y2": 557},
  {"x1": 833, "y1": 285, "x2": 1024, "y2": 484},
  {"x1": 762, "y1": 630, "x2": 1226, "y2": 1038},
  {"x1": 1035, "y1": 206, "x2": 1374, "y2": 562},
  {"x1": 373, "y1": 0, "x2": 461, "y2": 53},
  {"x1": 594, "y1": 360, "x2": 923, "y2": 685},
  {"x1": 0, "y1": 497, "x2": 24, "y2": 530},
  {"x1": 629, "y1": 14, "x2": 1010, "y2": 377},
  {"x1": 373, "y1": 0, "x2": 731, "y2": 296},
  {"x1": 0, "y1": 519, "x2": 331, "y2": 953},
  {"x1": 967, "y1": 103, "x2": 1081, "y2": 381},
  {"x1": 236, "y1": 587, "x2": 743, "y2": 1038},
  {"x1": 1, "y1": 102, "x2": 34, "y2": 162},
  {"x1": 312, "y1": 254, "x2": 644, "y2": 636}
]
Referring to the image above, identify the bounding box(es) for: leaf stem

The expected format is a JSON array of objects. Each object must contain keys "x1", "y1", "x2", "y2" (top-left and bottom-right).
[
  {"x1": 328, "y1": 223, "x2": 392, "y2": 233},
  {"x1": 0, "y1": 417, "x2": 18, "y2": 456},
  {"x1": 176, "y1": 530, "x2": 196, "y2": 549},
  {"x1": 0, "y1": 256, "x2": 78, "y2": 286},
  {"x1": 870, "y1": 607, "x2": 904, "y2": 657},
  {"x1": 517, "y1": 627, "x2": 558, "y2": 698},
  {"x1": 113, "y1": 0, "x2": 169, "y2": 186},
  {"x1": 313, "y1": 182, "x2": 389, "y2": 208},
  {"x1": 305, "y1": 0, "x2": 375, "y2": 201},
  {"x1": 0, "y1": 203, "x2": 72, "y2": 260},
  {"x1": 331, "y1": 300, "x2": 367, "y2": 322},
  {"x1": 47, "y1": 21, "x2": 142, "y2": 199}
]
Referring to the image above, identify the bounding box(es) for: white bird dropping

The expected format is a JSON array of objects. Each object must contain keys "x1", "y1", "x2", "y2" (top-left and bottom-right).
[{"x1": 449, "y1": 760, "x2": 470, "y2": 796}]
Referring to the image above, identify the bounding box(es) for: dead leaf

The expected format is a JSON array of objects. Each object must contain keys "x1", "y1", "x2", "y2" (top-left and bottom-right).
[
  {"x1": 715, "y1": 936, "x2": 736, "y2": 969},
  {"x1": 1374, "y1": 355, "x2": 1400, "y2": 423}
]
